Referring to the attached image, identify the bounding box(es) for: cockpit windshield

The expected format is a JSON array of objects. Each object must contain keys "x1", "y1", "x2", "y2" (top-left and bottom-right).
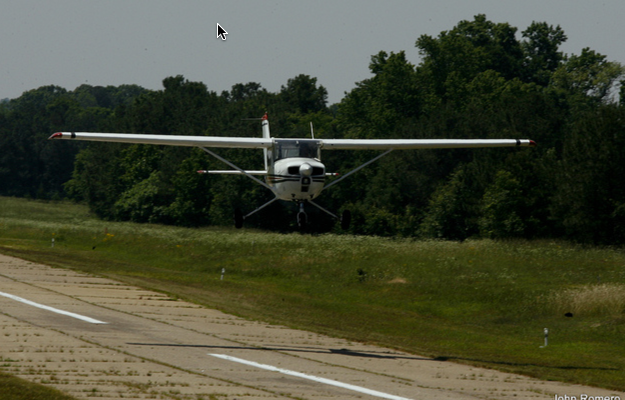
[{"x1": 273, "y1": 140, "x2": 320, "y2": 161}]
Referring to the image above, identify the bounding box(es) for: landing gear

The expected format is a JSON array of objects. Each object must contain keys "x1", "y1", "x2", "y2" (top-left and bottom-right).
[
  {"x1": 235, "y1": 200, "x2": 350, "y2": 231},
  {"x1": 297, "y1": 203, "x2": 308, "y2": 228}
]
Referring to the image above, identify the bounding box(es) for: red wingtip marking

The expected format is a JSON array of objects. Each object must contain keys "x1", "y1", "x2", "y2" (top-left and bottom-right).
[
  {"x1": 262, "y1": 112, "x2": 268, "y2": 121},
  {"x1": 49, "y1": 132, "x2": 63, "y2": 139},
  {"x1": 529, "y1": 140, "x2": 537, "y2": 147}
]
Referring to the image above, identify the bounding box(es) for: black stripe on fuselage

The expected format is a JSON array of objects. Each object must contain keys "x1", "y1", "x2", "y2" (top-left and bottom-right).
[{"x1": 267, "y1": 175, "x2": 325, "y2": 184}]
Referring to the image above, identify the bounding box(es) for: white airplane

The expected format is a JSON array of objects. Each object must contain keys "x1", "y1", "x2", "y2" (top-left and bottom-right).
[{"x1": 49, "y1": 113, "x2": 535, "y2": 229}]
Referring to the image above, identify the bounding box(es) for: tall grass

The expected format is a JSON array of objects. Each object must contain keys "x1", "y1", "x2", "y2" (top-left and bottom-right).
[
  {"x1": 2, "y1": 197, "x2": 625, "y2": 392},
  {"x1": 547, "y1": 284, "x2": 625, "y2": 317}
]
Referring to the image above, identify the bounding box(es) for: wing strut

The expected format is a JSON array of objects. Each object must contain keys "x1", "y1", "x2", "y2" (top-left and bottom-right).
[
  {"x1": 243, "y1": 197, "x2": 280, "y2": 220},
  {"x1": 323, "y1": 149, "x2": 393, "y2": 191},
  {"x1": 308, "y1": 200, "x2": 339, "y2": 220},
  {"x1": 199, "y1": 147, "x2": 277, "y2": 194}
]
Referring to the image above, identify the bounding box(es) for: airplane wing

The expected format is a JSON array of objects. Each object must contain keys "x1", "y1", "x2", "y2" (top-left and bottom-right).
[
  {"x1": 319, "y1": 138, "x2": 536, "y2": 150},
  {"x1": 49, "y1": 132, "x2": 535, "y2": 150},
  {"x1": 48, "y1": 132, "x2": 272, "y2": 149}
]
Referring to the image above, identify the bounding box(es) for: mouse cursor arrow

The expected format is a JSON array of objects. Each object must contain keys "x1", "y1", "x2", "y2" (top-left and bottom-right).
[{"x1": 216, "y1": 23, "x2": 228, "y2": 40}]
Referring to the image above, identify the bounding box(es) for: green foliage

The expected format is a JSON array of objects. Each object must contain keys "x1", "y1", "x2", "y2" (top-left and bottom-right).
[
  {"x1": 479, "y1": 170, "x2": 525, "y2": 238},
  {"x1": 338, "y1": 50, "x2": 422, "y2": 138},
  {"x1": 63, "y1": 143, "x2": 126, "y2": 219},
  {"x1": 0, "y1": 84, "x2": 147, "y2": 200},
  {"x1": 0, "y1": 371, "x2": 77, "y2": 400},
  {"x1": 279, "y1": 74, "x2": 328, "y2": 114},
  {"x1": 551, "y1": 48, "x2": 625, "y2": 107},
  {"x1": 416, "y1": 14, "x2": 525, "y2": 99},
  {"x1": 113, "y1": 171, "x2": 170, "y2": 223},
  {"x1": 3, "y1": 197, "x2": 625, "y2": 391},
  {"x1": 521, "y1": 21, "x2": 568, "y2": 85},
  {"x1": 2, "y1": 15, "x2": 625, "y2": 244},
  {"x1": 419, "y1": 167, "x2": 478, "y2": 240},
  {"x1": 552, "y1": 105, "x2": 625, "y2": 244}
]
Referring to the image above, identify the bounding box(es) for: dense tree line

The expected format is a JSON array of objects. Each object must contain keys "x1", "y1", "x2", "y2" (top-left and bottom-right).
[{"x1": 2, "y1": 15, "x2": 624, "y2": 244}]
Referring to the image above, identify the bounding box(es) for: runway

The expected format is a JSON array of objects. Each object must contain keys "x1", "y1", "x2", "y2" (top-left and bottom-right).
[{"x1": 0, "y1": 254, "x2": 622, "y2": 399}]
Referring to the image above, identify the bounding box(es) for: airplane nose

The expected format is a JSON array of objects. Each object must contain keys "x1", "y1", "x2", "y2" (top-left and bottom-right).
[{"x1": 299, "y1": 163, "x2": 313, "y2": 176}]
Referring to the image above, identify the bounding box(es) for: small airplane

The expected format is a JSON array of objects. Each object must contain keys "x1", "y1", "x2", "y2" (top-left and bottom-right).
[{"x1": 49, "y1": 113, "x2": 535, "y2": 229}]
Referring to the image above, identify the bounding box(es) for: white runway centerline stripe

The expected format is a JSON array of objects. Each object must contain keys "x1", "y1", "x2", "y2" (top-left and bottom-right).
[
  {"x1": 0, "y1": 291, "x2": 107, "y2": 324},
  {"x1": 210, "y1": 354, "x2": 413, "y2": 400}
]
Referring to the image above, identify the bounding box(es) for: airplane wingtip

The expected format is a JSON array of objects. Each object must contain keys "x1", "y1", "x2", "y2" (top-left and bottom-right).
[
  {"x1": 49, "y1": 132, "x2": 63, "y2": 140},
  {"x1": 529, "y1": 140, "x2": 537, "y2": 147}
]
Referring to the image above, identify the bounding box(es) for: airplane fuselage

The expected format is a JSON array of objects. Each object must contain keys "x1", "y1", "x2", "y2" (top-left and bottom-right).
[
  {"x1": 264, "y1": 138, "x2": 327, "y2": 202},
  {"x1": 268, "y1": 157, "x2": 325, "y2": 201}
]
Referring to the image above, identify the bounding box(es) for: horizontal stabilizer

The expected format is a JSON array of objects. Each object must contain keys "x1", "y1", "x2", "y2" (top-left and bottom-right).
[
  {"x1": 197, "y1": 170, "x2": 268, "y2": 175},
  {"x1": 197, "y1": 170, "x2": 339, "y2": 176}
]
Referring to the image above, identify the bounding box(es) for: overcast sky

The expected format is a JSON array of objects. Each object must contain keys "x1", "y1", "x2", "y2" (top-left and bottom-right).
[{"x1": 2, "y1": 0, "x2": 624, "y2": 105}]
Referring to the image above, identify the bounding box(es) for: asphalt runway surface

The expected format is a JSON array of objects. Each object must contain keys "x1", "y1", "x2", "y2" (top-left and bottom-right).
[{"x1": 0, "y1": 254, "x2": 622, "y2": 399}]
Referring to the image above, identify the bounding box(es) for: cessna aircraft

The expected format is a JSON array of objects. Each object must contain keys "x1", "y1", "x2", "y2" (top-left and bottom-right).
[{"x1": 49, "y1": 113, "x2": 535, "y2": 229}]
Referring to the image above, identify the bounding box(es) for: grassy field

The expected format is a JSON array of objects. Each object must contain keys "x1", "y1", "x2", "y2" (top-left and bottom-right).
[
  {"x1": 0, "y1": 372, "x2": 77, "y2": 400},
  {"x1": 1, "y1": 196, "x2": 625, "y2": 395}
]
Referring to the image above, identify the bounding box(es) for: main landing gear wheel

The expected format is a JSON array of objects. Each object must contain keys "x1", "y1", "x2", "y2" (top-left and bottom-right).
[
  {"x1": 234, "y1": 208, "x2": 243, "y2": 229},
  {"x1": 341, "y1": 209, "x2": 351, "y2": 230}
]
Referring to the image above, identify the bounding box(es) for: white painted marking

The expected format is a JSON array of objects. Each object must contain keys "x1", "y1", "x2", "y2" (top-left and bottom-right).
[
  {"x1": 209, "y1": 353, "x2": 413, "y2": 400},
  {"x1": 0, "y1": 291, "x2": 107, "y2": 324}
]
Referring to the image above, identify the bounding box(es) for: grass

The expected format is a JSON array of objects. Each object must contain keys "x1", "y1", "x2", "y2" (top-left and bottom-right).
[
  {"x1": 1, "y1": 196, "x2": 625, "y2": 394},
  {"x1": 0, "y1": 371, "x2": 76, "y2": 400},
  {"x1": 547, "y1": 284, "x2": 625, "y2": 317}
]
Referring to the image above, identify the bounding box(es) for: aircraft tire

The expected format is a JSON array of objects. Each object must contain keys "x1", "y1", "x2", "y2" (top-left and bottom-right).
[
  {"x1": 341, "y1": 209, "x2": 351, "y2": 230},
  {"x1": 234, "y1": 208, "x2": 243, "y2": 229}
]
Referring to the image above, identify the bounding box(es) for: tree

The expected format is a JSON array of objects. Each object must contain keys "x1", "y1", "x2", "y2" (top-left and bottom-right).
[
  {"x1": 0, "y1": 86, "x2": 81, "y2": 198},
  {"x1": 416, "y1": 14, "x2": 524, "y2": 101},
  {"x1": 226, "y1": 82, "x2": 265, "y2": 102},
  {"x1": 550, "y1": 48, "x2": 625, "y2": 106},
  {"x1": 552, "y1": 105, "x2": 625, "y2": 244},
  {"x1": 478, "y1": 170, "x2": 525, "y2": 238},
  {"x1": 521, "y1": 21, "x2": 567, "y2": 86},
  {"x1": 338, "y1": 50, "x2": 421, "y2": 138},
  {"x1": 418, "y1": 167, "x2": 479, "y2": 240},
  {"x1": 279, "y1": 74, "x2": 328, "y2": 114}
]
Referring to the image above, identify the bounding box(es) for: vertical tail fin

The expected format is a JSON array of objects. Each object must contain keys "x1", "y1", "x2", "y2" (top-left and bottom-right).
[
  {"x1": 262, "y1": 112, "x2": 271, "y2": 171},
  {"x1": 261, "y1": 112, "x2": 270, "y2": 138}
]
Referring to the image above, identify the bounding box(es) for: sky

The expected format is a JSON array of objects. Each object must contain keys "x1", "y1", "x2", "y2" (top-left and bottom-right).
[{"x1": 2, "y1": 0, "x2": 624, "y2": 105}]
